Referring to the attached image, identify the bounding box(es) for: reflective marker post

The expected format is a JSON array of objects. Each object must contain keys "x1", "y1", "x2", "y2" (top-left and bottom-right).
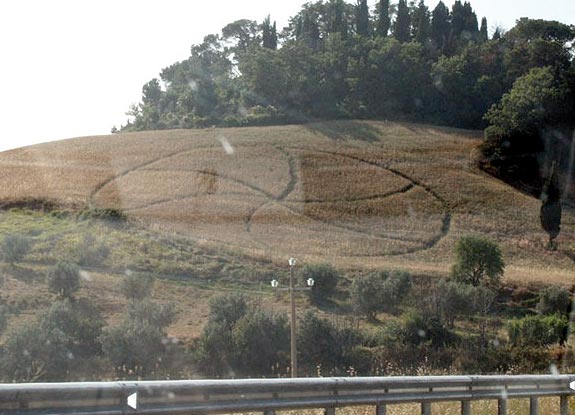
[{"x1": 289, "y1": 257, "x2": 297, "y2": 378}]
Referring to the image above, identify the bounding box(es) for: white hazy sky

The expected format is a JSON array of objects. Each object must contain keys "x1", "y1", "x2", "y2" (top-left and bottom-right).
[{"x1": 0, "y1": 1, "x2": 573, "y2": 152}]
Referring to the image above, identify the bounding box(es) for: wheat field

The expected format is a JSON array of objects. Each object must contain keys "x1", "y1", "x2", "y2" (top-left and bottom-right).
[{"x1": 0, "y1": 120, "x2": 573, "y2": 284}]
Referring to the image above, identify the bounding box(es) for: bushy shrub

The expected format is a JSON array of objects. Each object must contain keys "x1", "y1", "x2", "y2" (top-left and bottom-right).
[
  {"x1": 121, "y1": 273, "x2": 155, "y2": 301},
  {"x1": 300, "y1": 263, "x2": 340, "y2": 304},
  {"x1": 298, "y1": 311, "x2": 363, "y2": 375},
  {"x1": 397, "y1": 310, "x2": 458, "y2": 349},
  {"x1": 46, "y1": 261, "x2": 80, "y2": 299},
  {"x1": 351, "y1": 271, "x2": 411, "y2": 319},
  {"x1": 451, "y1": 235, "x2": 504, "y2": 286},
  {"x1": 78, "y1": 207, "x2": 127, "y2": 223},
  {"x1": 193, "y1": 295, "x2": 289, "y2": 377},
  {"x1": 101, "y1": 299, "x2": 176, "y2": 377},
  {"x1": 508, "y1": 314, "x2": 568, "y2": 346},
  {"x1": 2, "y1": 234, "x2": 31, "y2": 265},
  {"x1": 73, "y1": 233, "x2": 110, "y2": 267},
  {"x1": 231, "y1": 310, "x2": 290, "y2": 376},
  {"x1": 537, "y1": 285, "x2": 571, "y2": 316},
  {"x1": 0, "y1": 321, "x2": 70, "y2": 382},
  {"x1": 207, "y1": 293, "x2": 249, "y2": 329},
  {"x1": 41, "y1": 299, "x2": 105, "y2": 358}
]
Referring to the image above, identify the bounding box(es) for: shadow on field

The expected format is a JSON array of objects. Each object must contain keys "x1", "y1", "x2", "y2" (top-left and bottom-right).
[{"x1": 305, "y1": 120, "x2": 381, "y2": 143}]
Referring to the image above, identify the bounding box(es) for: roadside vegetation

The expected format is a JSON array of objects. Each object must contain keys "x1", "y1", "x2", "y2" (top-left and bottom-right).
[{"x1": 0, "y1": 204, "x2": 573, "y2": 382}]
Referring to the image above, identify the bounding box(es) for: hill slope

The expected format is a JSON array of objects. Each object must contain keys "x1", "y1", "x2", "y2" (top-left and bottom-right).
[{"x1": 0, "y1": 120, "x2": 573, "y2": 283}]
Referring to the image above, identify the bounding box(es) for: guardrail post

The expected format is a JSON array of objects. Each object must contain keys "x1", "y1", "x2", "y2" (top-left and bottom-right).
[
  {"x1": 325, "y1": 407, "x2": 336, "y2": 415},
  {"x1": 529, "y1": 397, "x2": 538, "y2": 415},
  {"x1": 421, "y1": 402, "x2": 431, "y2": 415},
  {"x1": 461, "y1": 400, "x2": 471, "y2": 415},
  {"x1": 498, "y1": 398, "x2": 507, "y2": 415},
  {"x1": 264, "y1": 410, "x2": 276, "y2": 415},
  {"x1": 560, "y1": 395, "x2": 568, "y2": 415},
  {"x1": 376, "y1": 403, "x2": 386, "y2": 415}
]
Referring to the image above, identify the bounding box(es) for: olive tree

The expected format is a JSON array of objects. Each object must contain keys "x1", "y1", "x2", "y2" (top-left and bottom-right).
[{"x1": 451, "y1": 236, "x2": 504, "y2": 286}]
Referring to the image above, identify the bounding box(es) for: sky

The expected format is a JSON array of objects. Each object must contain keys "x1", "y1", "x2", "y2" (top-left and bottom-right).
[{"x1": 0, "y1": 1, "x2": 574, "y2": 152}]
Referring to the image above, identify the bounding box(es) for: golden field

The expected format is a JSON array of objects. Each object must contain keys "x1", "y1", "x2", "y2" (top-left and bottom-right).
[{"x1": 0, "y1": 120, "x2": 572, "y2": 284}]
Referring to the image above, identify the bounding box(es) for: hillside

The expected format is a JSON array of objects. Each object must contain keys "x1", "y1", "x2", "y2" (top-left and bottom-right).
[{"x1": 0, "y1": 120, "x2": 572, "y2": 284}]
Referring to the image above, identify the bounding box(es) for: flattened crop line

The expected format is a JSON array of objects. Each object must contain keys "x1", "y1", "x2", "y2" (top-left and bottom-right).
[
  {"x1": 273, "y1": 145, "x2": 298, "y2": 201},
  {"x1": 289, "y1": 183, "x2": 415, "y2": 204},
  {"x1": 244, "y1": 145, "x2": 298, "y2": 233},
  {"x1": 284, "y1": 146, "x2": 453, "y2": 255},
  {"x1": 90, "y1": 141, "x2": 270, "y2": 205},
  {"x1": 89, "y1": 145, "x2": 217, "y2": 203}
]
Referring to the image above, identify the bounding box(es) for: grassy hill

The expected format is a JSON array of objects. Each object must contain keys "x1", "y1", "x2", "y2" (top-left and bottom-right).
[{"x1": 0, "y1": 120, "x2": 573, "y2": 341}]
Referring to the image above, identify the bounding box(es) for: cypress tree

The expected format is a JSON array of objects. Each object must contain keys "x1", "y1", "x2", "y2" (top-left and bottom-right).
[
  {"x1": 394, "y1": 0, "x2": 411, "y2": 42},
  {"x1": 377, "y1": 0, "x2": 390, "y2": 37},
  {"x1": 540, "y1": 161, "x2": 562, "y2": 250},
  {"x1": 431, "y1": 1, "x2": 450, "y2": 52},
  {"x1": 356, "y1": 0, "x2": 370, "y2": 37},
  {"x1": 412, "y1": 0, "x2": 430, "y2": 44},
  {"x1": 479, "y1": 17, "x2": 488, "y2": 42}
]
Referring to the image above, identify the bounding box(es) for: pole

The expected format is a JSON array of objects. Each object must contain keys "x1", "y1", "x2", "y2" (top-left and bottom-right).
[{"x1": 290, "y1": 264, "x2": 298, "y2": 378}]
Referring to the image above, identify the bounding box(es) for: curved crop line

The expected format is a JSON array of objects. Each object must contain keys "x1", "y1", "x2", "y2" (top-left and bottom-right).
[
  {"x1": 91, "y1": 142, "x2": 451, "y2": 257},
  {"x1": 287, "y1": 147, "x2": 453, "y2": 255}
]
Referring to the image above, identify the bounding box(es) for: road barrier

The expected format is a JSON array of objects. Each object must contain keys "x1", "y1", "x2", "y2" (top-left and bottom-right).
[{"x1": 0, "y1": 375, "x2": 574, "y2": 415}]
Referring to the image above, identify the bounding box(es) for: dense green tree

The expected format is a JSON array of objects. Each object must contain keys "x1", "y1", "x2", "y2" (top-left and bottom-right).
[
  {"x1": 351, "y1": 270, "x2": 411, "y2": 319},
  {"x1": 301, "y1": 263, "x2": 340, "y2": 304},
  {"x1": 537, "y1": 285, "x2": 570, "y2": 316},
  {"x1": 451, "y1": 236, "x2": 504, "y2": 286},
  {"x1": 540, "y1": 161, "x2": 562, "y2": 249},
  {"x1": 376, "y1": 0, "x2": 390, "y2": 37},
  {"x1": 222, "y1": 19, "x2": 259, "y2": 54},
  {"x1": 262, "y1": 15, "x2": 278, "y2": 50},
  {"x1": 298, "y1": 312, "x2": 362, "y2": 375},
  {"x1": 411, "y1": 0, "x2": 430, "y2": 44},
  {"x1": 393, "y1": 0, "x2": 411, "y2": 42},
  {"x1": 101, "y1": 299, "x2": 176, "y2": 377},
  {"x1": 231, "y1": 310, "x2": 290, "y2": 376},
  {"x1": 430, "y1": 1, "x2": 450, "y2": 53},
  {"x1": 479, "y1": 17, "x2": 488, "y2": 42},
  {"x1": 356, "y1": 0, "x2": 370, "y2": 36}
]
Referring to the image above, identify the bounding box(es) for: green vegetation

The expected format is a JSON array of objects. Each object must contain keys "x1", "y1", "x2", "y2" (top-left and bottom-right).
[
  {"x1": 351, "y1": 271, "x2": 411, "y2": 320},
  {"x1": 1, "y1": 234, "x2": 31, "y2": 265},
  {"x1": 451, "y1": 236, "x2": 504, "y2": 286},
  {"x1": 46, "y1": 261, "x2": 80, "y2": 299},
  {"x1": 300, "y1": 263, "x2": 340, "y2": 304},
  {"x1": 537, "y1": 285, "x2": 571, "y2": 316}
]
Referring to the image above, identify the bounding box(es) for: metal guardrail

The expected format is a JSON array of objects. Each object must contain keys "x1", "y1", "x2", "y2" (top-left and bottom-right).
[{"x1": 0, "y1": 375, "x2": 573, "y2": 415}]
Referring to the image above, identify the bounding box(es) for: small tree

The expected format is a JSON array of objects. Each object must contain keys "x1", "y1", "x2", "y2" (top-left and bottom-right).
[
  {"x1": 121, "y1": 273, "x2": 155, "y2": 301},
  {"x1": 2, "y1": 234, "x2": 31, "y2": 265},
  {"x1": 301, "y1": 264, "x2": 340, "y2": 304},
  {"x1": 101, "y1": 299, "x2": 176, "y2": 378},
  {"x1": 351, "y1": 271, "x2": 411, "y2": 320},
  {"x1": 540, "y1": 161, "x2": 562, "y2": 250},
  {"x1": 537, "y1": 285, "x2": 570, "y2": 316},
  {"x1": 431, "y1": 279, "x2": 476, "y2": 327},
  {"x1": 47, "y1": 261, "x2": 80, "y2": 299},
  {"x1": 451, "y1": 236, "x2": 504, "y2": 286}
]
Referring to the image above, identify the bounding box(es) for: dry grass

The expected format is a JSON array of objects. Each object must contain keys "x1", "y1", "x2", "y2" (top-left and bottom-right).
[{"x1": 0, "y1": 120, "x2": 572, "y2": 284}]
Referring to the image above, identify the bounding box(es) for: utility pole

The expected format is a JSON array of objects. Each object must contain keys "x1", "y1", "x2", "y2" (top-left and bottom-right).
[{"x1": 271, "y1": 258, "x2": 314, "y2": 378}]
